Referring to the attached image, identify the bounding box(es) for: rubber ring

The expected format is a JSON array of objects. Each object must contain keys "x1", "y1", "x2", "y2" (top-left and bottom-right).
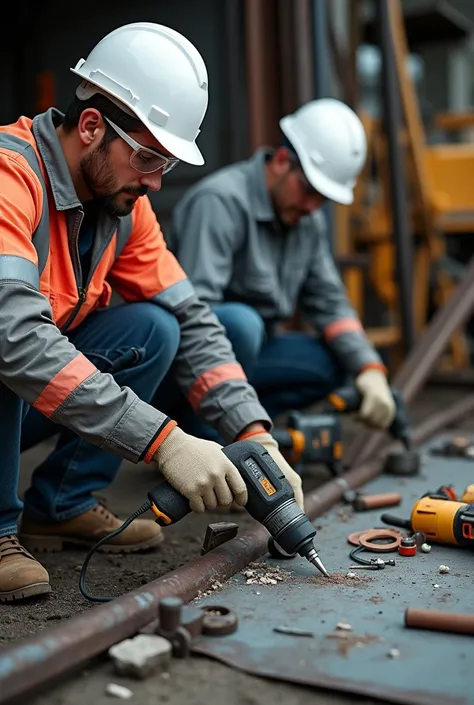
[
  {"x1": 347, "y1": 528, "x2": 403, "y2": 547},
  {"x1": 347, "y1": 530, "x2": 372, "y2": 546},
  {"x1": 358, "y1": 530, "x2": 402, "y2": 551}
]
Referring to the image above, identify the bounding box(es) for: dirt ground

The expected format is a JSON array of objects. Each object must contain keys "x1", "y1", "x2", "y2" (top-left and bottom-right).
[{"x1": 1, "y1": 383, "x2": 471, "y2": 705}]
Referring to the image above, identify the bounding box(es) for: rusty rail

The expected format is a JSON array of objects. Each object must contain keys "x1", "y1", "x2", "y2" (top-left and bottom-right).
[
  {"x1": 344, "y1": 253, "x2": 474, "y2": 469},
  {"x1": 1, "y1": 395, "x2": 474, "y2": 704}
]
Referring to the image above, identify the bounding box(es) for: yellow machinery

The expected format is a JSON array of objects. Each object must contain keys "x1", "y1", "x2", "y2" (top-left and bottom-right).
[{"x1": 336, "y1": 0, "x2": 474, "y2": 372}]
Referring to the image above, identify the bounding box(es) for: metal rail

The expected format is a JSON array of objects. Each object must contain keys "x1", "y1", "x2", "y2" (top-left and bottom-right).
[
  {"x1": 2, "y1": 394, "x2": 474, "y2": 705},
  {"x1": 344, "y1": 253, "x2": 474, "y2": 469}
]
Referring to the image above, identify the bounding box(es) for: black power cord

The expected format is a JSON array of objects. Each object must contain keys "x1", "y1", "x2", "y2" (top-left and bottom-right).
[{"x1": 79, "y1": 501, "x2": 152, "y2": 603}]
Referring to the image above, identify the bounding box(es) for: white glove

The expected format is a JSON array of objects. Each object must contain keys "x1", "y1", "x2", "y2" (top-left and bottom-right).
[
  {"x1": 153, "y1": 427, "x2": 248, "y2": 513},
  {"x1": 245, "y1": 432, "x2": 304, "y2": 511},
  {"x1": 354, "y1": 368, "x2": 396, "y2": 430}
]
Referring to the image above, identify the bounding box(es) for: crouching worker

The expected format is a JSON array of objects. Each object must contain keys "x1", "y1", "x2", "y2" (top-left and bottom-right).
[
  {"x1": 167, "y1": 99, "x2": 396, "y2": 435},
  {"x1": 0, "y1": 23, "x2": 302, "y2": 603}
]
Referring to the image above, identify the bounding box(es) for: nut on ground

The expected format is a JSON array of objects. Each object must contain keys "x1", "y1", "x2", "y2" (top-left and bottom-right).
[{"x1": 336, "y1": 622, "x2": 352, "y2": 631}]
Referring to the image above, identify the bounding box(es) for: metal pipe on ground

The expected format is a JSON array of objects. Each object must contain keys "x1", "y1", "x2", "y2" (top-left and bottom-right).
[
  {"x1": 2, "y1": 395, "x2": 474, "y2": 705},
  {"x1": 344, "y1": 254, "x2": 474, "y2": 469}
]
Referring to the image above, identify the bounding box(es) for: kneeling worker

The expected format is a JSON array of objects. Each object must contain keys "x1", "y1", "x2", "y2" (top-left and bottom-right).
[
  {"x1": 167, "y1": 99, "x2": 396, "y2": 435},
  {"x1": 0, "y1": 23, "x2": 302, "y2": 602}
]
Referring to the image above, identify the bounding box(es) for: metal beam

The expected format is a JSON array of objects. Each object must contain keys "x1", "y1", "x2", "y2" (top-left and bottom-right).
[
  {"x1": 344, "y1": 252, "x2": 474, "y2": 468},
  {"x1": 377, "y1": 0, "x2": 416, "y2": 355},
  {"x1": 312, "y1": 0, "x2": 330, "y2": 98},
  {"x1": 244, "y1": 0, "x2": 281, "y2": 151}
]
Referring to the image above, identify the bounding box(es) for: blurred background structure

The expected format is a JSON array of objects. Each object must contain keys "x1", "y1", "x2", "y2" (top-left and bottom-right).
[{"x1": 3, "y1": 0, "x2": 474, "y2": 376}]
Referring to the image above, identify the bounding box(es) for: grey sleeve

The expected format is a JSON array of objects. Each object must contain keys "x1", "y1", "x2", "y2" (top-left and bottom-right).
[
  {"x1": 173, "y1": 292, "x2": 272, "y2": 442},
  {"x1": 0, "y1": 278, "x2": 170, "y2": 463},
  {"x1": 299, "y1": 213, "x2": 384, "y2": 375},
  {"x1": 167, "y1": 192, "x2": 245, "y2": 304}
]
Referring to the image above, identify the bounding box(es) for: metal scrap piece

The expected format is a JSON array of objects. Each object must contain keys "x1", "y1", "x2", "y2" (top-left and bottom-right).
[
  {"x1": 273, "y1": 626, "x2": 314, "y2": 637},
  {"x1": 201, "y1": 522, "x2": 239, "y2": 555}
]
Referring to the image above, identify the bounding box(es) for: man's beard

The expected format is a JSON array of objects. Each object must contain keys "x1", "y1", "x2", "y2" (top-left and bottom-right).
[{"x1": 80, "y1": 142, "x2": 148, "y2": 217}]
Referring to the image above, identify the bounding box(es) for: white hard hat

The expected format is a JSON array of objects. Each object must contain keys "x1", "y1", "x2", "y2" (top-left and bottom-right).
[
  {"x1": 71, "y1": 22, "x2": 209, "y2": 165},
  {"x1": 280, "y1": 98, "x2": 367, "y2": 205}
]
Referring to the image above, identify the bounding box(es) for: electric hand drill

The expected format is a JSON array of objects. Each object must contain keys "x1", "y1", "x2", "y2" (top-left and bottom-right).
[
  {"x1": 273, "y1": 385, "x2": 412, "y2": 475},
  {"x1": 272, "y1": 410, "x2": 343, "y2": 472},
  {"x1": 148, "y1": 440, "x2": 329, "y2": 577},
  {"x1": 79, "y1": 441, "x2": 329, "y2": 603},
  {"x1": 327, "y1": 385, "x2": 412, "y2": 450}
]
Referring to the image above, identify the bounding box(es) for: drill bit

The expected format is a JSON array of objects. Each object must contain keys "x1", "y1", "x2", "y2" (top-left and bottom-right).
[{"x1": 306, "y1": 547, "x2": 329, "y2": 577}]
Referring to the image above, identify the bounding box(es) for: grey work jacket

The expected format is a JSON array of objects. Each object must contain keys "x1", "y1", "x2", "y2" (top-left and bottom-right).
[
  {"x1": 0, "y1": 111, "x2": 271, "y2": 460},
  {"x1": 167, "y1": 149, "x2": 383, "y2": 376}
]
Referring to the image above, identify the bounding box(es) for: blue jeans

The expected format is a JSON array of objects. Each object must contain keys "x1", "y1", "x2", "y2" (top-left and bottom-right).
[
  {"x1": 0, "y1": 302, "x2": 180, "y2": 537},
  {"x1": 154, "y1": 302, "x2": 346, "y2": 441}
]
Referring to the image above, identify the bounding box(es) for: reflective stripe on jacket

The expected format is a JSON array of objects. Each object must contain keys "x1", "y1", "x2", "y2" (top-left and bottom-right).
[{"x1": 0, "y1": 109, "x2": 271, "y2": 461}]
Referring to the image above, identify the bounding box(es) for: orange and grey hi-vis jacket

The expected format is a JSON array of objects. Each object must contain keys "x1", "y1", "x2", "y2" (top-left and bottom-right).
[{"x1": 0, "y1": 108, "x2": 271, "y2": 463}]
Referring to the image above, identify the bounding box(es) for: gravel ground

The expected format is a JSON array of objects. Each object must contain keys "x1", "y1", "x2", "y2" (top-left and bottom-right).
[{"x1": 1, "y1": 383, "x2": 471, "y2": 705}]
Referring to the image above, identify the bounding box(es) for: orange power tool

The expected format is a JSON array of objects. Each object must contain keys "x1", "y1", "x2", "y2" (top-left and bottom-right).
[{"x1": 382, "y1": 493, "x2": 474, "y2": 548}]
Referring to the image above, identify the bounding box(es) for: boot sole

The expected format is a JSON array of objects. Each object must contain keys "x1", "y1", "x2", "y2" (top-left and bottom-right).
[
  {"x1": 20, "y1": 532, "x2": 164, "y2": 554},
  {"x1": 0, "y1": 582, "x2": 51, "y2": 603}
]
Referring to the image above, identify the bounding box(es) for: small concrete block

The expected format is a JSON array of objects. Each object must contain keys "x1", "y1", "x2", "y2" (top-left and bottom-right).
[
  {"x1": 109, "y1": 634, "x2": 172, "y2": 680},
  {"x1": 105, "y1": 683, "x2": 133, "y2": 699}
]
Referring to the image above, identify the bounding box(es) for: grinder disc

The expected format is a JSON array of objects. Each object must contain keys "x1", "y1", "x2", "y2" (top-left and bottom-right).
[{"x1": 384, "y1": 449, "x2": 420, "y2": 476}]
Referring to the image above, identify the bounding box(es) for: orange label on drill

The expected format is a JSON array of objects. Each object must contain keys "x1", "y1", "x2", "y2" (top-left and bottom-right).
[
  {"x1": 260, "y1": 479, "x2": 276, "y2": 496},
  {"x1": 321, "y1": 430, "x2": 329, "y2": 447}
]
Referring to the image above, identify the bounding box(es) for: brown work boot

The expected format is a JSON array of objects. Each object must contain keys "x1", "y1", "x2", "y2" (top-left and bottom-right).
[
  {"x1": 0, "y1": 536, "x2": 51, "y2": 602},
  {"x1": 20, "y1": 504, "x2": 164, "y2": 554}
]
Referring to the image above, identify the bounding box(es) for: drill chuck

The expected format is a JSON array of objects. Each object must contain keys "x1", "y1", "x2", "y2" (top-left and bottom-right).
[{"x1": 262, "y1": 497, "x2": 317, "y2": 557}]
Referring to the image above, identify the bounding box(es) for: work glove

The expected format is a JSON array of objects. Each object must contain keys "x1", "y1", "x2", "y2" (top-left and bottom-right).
[
  {"x1": 153, "y1": 426, "x2": 248, "y2": 514},
  {"x1": 244, "y1": 431, "x2": 305, "y2": 511},
  {"x1": 354, "y1": 368, "x2": 396, "y2": 430}
]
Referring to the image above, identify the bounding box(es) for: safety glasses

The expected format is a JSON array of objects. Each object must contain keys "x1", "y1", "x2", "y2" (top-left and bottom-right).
[{"x1": 104, "y1": 116, "x2": 180, "y2": 175}]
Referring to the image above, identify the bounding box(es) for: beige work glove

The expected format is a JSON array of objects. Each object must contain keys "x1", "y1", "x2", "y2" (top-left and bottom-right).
[
  {"x1": 153, "y1": 427, "x2": 248, "y2": 513},
  {"x1": 245, "y1": 432, "x2": 304, "y2": 511},
  {"x1": 354, "y1": 368, "x2": 396, "y2": 430}
]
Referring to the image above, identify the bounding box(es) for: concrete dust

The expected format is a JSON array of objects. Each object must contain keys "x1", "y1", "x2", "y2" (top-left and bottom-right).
[
  {"x1": 325, "y1": 630, "x2": 381, "y2": 657},
  {"x1": 242, "y1": 561, "x2": 290, "y2": 585},
  {"x1": 369, "y1": 595, "x2": 384, "y2": 603},
  {"x1": 301, "y1": 572, "x2": 373, "y2": 587}
]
